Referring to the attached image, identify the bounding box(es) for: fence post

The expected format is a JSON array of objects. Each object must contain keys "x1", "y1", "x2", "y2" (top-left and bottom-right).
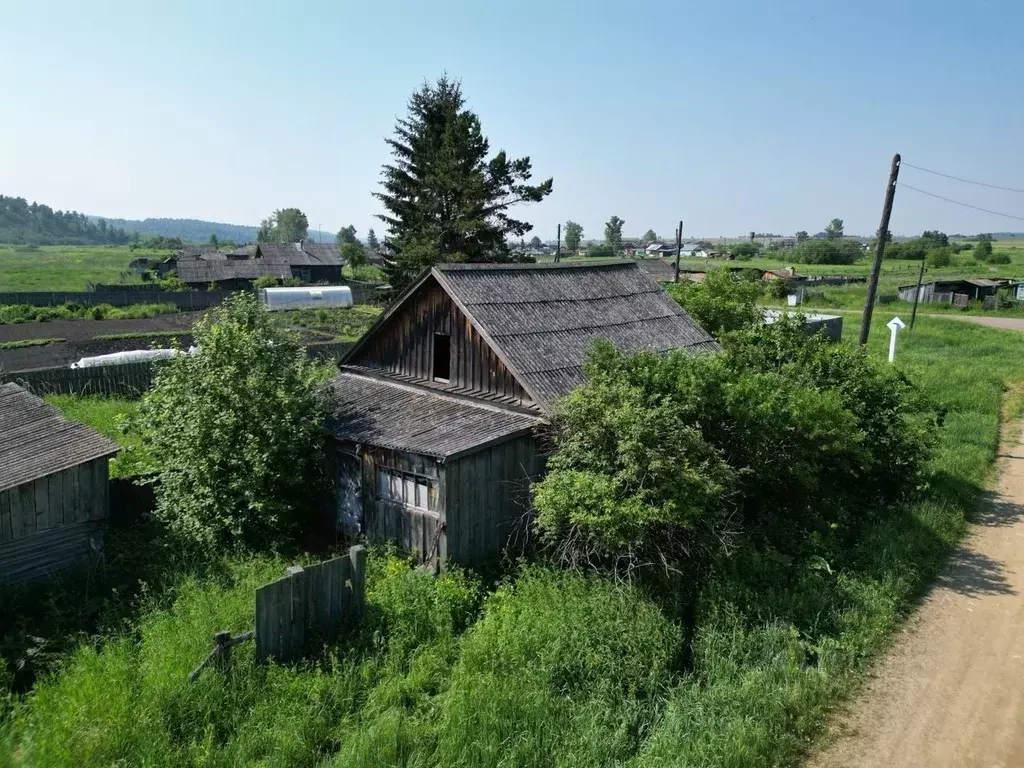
[
  {"x1": 286, "y1": 565, "x2": 306, "y2": 661},
  {"x1": 213, "y1": 630, "x2": 231, "y2": 673},
  {"x1": 349, "y1": 545, "x2": 366, "y2": 617}
]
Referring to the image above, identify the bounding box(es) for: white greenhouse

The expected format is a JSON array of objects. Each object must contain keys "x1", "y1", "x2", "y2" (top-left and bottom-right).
[
  {"x1": 71, "y1": 348, "x2": 190, "y2": 369},
  {"x1": 260, "y1": 286, "x2": 354, "y2": 311}
]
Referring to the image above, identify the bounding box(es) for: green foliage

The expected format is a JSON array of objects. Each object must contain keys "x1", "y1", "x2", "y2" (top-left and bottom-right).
[
  {"x1": 132, "y1": 294, "x2": 328, "y2": 554},
  {"x1": 158, "y1": 272, "x2": 189, "y2": 291},
  {"x1": 791, "y1": 237, "x2": 862, "y2": 264},
  {"x1": 252, "y1": 274, "x2": 280, "y2": 290},
  {"x1": 975, "y1": 238, "x2": 994, "y2": 261},
  {"x1": 988, "y1": 251, "x2": 1011, "y2": 264},
  {"x1": 365, "y1": 228, "x2": 379, "y2": 250},
  {"x1": 666, "y1": 268, "x2": 763, "y2": 337},
  {"x1": 0, "y1": 302, "x2": 178, "y2": 325},
  {"x1": 603, "y1": 215, "x2": 625, "y2": 253},
  {"x1": 257, "y1": 208, "x2": 309, "y2": 243},
  {"x1": 0, "y1": 337, "x2": 63, "y2": 349},
  {"x1": 374, "y1": 76, "x2": 553, "y2": 289},
  {"x1": 796, "y1": 230, "x2": 809, "y2": 242},
  {"x1": 824, "y1": 218, "x2": 844, "y2": 239},
  {"x1": 767, "y1": 276, "x2": 789, "y2": 299},
  {"x1": 534, "y1": 318, "x2": 935, "y2": 584},
  {"x1": 0, "y1": 194, "x2": 131, "y2": 245},
  {"x1": 46, "y1": 395, "x2": 146, "y2": 478},
  {"x1": 276, "y1": 304, "x2": 381, "y2": 341},
  {"x1": 585, "y1": 243, "x2": 615, "y2": 259},
  {"x1": 564, "y1": 220, "x2": 583, "y2": 251},
  {"x1": 341, "y1": 241, "x2": 367, "y2": 269},
  {"x1": 641, "y1": 228, "x2": 658, "y2": 245},
  {"x1": 730, "y1": 241, "x2": 761, "y2": 260},
  {"x1": 926, "y1": 246, "x2": 952, "y2": 267}
]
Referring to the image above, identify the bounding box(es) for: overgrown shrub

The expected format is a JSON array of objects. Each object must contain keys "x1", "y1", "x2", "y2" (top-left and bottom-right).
[
  {"x1": 666, "y1": 268, "x2": 762, "y2": 337},
  {"x1": 132, "y1": 293, "x2": 330, "y2": 554}
]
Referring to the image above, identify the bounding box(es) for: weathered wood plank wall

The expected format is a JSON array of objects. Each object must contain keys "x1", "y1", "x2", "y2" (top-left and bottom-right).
[
  {"x1": 348, "y1": 279, "x2": 532, "y2": 405},
  {"x1": 255, "y1": 546, "x2": 367, "y2": 664},
  {"x1": 0, "y1": 457, "x2": 110, "y2": 583},
  {"x1": 444, "y1": 434, "x2": 544, "y2": 564}
]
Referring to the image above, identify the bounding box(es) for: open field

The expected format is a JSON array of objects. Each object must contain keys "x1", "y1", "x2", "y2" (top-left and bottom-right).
[
  {"x1": 0, "y1": 245, "x2": 170, "y2": 291},
  {"x1": 3, "y1": 314, "x2": 1023, "y2": 766}
]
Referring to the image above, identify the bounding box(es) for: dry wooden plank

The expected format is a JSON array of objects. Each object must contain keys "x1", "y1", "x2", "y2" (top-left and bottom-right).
[
  {"x1": 349, "y1": 545, "x2": 367, "y2": 617},
  {"x1": 68, "y1": 466, "x2": 81, "y2": 524},
  {"x1": 33, "y1": 476, "x2": 49, "y2": 533},
  {"x1": 0, "y1": 490, "x2": 12, "y2": 543},
  {"x1": 11, "y1": 482, "x2": 29, "y2": 539},
  {"x1": 48, "y1": 471, "x2": 63, "y2": 526}
]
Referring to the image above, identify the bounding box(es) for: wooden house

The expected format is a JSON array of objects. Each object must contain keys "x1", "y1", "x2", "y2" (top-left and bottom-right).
[
  {"x1": 897, "y1": 278, "x2": 1016, "y2": 304},
  {"x1": 325, "y1": 261, "x2": 718, "y2": 565},
  {"x1": 0, "y1": 384, "x2": 119, "y2": 583},
  {"x1": 173, "y1": 241, "x2": 344, "y2": 288}
]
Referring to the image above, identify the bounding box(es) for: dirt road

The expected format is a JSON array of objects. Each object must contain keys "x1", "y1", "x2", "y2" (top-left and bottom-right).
[
  {"x1": 807, "y1": 307, "x2": 1024, "y2": 333},
  {"x1": 810, "y1": 420, "x2": 1024, "y2": 768}
]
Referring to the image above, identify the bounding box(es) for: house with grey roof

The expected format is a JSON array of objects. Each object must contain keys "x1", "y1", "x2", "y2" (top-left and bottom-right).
[
  {"x1": 325, "y1": 260, "x2": 717, "y2": 565},
  {"x1": 172, "y1": 241, "x2": 344, "y2": 288},
  {"x1": 0, "y1": 384, "x2": 120, "y2": 583}
]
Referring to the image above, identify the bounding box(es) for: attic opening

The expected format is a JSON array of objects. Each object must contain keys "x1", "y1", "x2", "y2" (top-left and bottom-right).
[{"x1": 432, "y1": 333, "x2": 451, "y2": 382}]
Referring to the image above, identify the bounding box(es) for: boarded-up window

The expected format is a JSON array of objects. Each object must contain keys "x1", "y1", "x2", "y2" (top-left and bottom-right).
[
  {"x1": 433, "y1": 333, "x2": 451, "y2": 382},
  {"x1": 376, "y1": 468, "x2": 434, "y2": 512}
]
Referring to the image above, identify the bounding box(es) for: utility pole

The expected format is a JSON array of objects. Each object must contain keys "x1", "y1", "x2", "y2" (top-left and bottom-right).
[
  {"x1": 909, "y1": 259, "x2": 925, "y2": 330},
  {"x1": 859, "y1": 153, "x2": 901, "y2": 345},
  {"x1": 673, "y1": 220, "x2": 683, "y2": 283},
  {"x1": 555, "y1": 223, "x2": 561, "y2": 263}
]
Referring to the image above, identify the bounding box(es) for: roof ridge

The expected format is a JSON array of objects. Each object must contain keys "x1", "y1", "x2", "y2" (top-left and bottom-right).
[
  {"x1": 436, "y1": 260, "x2": 638, "y2": 272},
  {"x1": 457, "y1": 287, "x2": 667, "y2": 308},
  {"x1": 485, "y1": 311, "x2": 686, "y2": 339}
]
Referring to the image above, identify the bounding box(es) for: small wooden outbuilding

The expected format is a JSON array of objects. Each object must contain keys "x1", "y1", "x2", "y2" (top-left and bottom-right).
[
  {"x1": 325, "y1": 261, "x2": 718, "y2": 565},
  {"x1": 0, "y1": 383, "x2": 119, "y2": 583}
]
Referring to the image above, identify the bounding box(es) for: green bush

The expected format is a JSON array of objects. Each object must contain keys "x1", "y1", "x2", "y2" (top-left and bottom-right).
[
  {"x1": 252, "y1": 275, "x2": 280, "y2": 290},
  {"x1": 988, "y1": 252, "x2": 1011, "y2": 265},
  {"x1": 790, "y1": 239, "x2": 862, "y2": 265},
  {"x1": 132, "y1": 294, "x2": 329, "y2": 554},
  {"x1": 666, "y1": 268, "x2": 762, "y2": 337}
]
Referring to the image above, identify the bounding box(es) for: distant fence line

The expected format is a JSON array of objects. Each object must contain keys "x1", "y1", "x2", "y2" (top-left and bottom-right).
[
  {"x1": 4, "y1": 342, "x2": 352, "y2": 396},
  {"x1": 0, "y1": 291, "x2": 235, "y2": 311},
  {"x1": 255, "y1": 547, "x2": 367, "y2": 664},
  {"x1": 2, "y1": 361, "x2": 161, "y2": 397}
]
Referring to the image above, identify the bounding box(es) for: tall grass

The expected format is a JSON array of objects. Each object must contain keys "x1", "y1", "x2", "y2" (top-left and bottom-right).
[
  {"x1": 0, "y1": 245, "x2": 166, "y2": 292},
  {"x1": 5, "y1": 315, "x2": 1024, "y2": 767},
  {"x1": 45, "y1": 395, "x2": 143, "y2": 478},
  {"x1": 0, "y1": 302, "x2": 179, "y2": 325}
]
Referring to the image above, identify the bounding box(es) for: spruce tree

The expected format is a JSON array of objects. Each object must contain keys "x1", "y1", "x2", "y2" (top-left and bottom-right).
[{"x1": 375, "y1": 76, "x2": 553, "y2": 289}]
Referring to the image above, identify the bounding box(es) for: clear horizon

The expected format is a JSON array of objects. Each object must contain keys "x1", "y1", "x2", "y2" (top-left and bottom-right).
[{"x1": 3, "y1": 0, "x2": 1022, "y2": 242}]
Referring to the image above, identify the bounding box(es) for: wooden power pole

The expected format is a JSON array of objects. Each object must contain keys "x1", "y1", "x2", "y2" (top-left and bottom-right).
[
  {"x1": 859, "y1": 153, "x2": 901, "y2": 345},
  {"x1": 909, "y1": 259, "x2": 925, "y2": 330},
  {"x1": 556, "y1": 223, "x2": 561, "y2": 263},
  {"x1": 673, "y1": 220, "x2": 683, "y2": 283}
]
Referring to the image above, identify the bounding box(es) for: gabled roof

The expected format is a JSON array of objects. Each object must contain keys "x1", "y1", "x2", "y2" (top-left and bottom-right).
[
  {"x1": 326, "y1": 372, "x2": 543, "y2": 459},
  {"x1": 0, "y1": 384, "x2": 120, "y2": 492},
  {"x1": 256, "y1": 242, "x2": 343, "y2": 266},
  {"x1": 177, "y1": 258, "x2": 291, "y2": 284},
  {"x1": 344, "y1": 261, "x2": 718, "y2": 412}
]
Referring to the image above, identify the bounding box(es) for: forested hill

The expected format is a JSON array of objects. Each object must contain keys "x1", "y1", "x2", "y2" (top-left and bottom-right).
[
  {"x1": 99, "y1": 217, "x2": 335, "y2": 245},
  {"x1": 0, "y1": 195, "x2": 334, "y2": 245},
  {"x1": 0, "y1": 195, "x2": 131, "y2": 245}
]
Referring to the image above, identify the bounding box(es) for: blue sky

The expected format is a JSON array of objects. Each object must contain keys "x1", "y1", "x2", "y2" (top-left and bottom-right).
[{"x1": 2, "y1": 0, "x2": 1022, "y2": 240}]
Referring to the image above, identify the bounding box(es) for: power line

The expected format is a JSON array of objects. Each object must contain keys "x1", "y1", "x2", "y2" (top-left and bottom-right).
[
  {"x1": 901, "y1": 162, "x2": 1024, "y2": 194},
  {"x1": 897, "y1": 182, "x2": 1024, "y2": 222}
]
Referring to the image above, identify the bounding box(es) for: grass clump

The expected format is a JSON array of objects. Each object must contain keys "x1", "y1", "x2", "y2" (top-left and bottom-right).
[
  {"x1": 276, "y1": 305, "x2": 381, "y2": 341},
  {"x1": 93, "y1": 330, "x2": 187, "y2": 341},
  {"x1": 0, "y1": 337, "x2": 64, "y2": 349},
  {"x1": 0, "y1": 302, "x2": 179, "y2": 325}
]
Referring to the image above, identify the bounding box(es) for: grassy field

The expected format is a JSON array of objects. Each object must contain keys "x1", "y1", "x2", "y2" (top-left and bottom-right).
[
  {"x1": 4, "y1": 314, "x2": 1022, "y2": 766},
  {"x1": 0, "y1": 302, "x2": 180, "y2": 325},
  {"x1": 45, "y1": 395, "x2": 142, "y2": 479},
  {"x1": 0, "y1": 245, "x2": 173, "y2": 292},
  {"x1": 276, "y1": 304, "x2": 382, "y2": 341}
]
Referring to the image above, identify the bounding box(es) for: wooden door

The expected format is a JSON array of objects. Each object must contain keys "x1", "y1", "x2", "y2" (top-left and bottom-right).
[{"x1": 336, "y1": 454, "x2": 362, "y2": 534}]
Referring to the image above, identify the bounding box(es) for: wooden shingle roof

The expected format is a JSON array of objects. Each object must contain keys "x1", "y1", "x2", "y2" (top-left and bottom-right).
[
  {"x1": 176, "y1": 258, "x2": 291, "y2": 284},
  {"x1": 0, "y1": 384, "x2": 119, "y2": 492},
  {"x1": 432, "y1": 261, "x2": 719, "y2": 409},
  {"x1": 325, "y1": 372, "x2": 543, "y2": 459},
  {"x1": 256, "y1": 242, "x2": 343, "y2": 266}
]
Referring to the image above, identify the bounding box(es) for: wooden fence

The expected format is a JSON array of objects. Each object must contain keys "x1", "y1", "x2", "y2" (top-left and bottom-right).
[
  {"x1": 0, "y1": 290, "x2": 236, "y2": 311},
  {"x1": 255, "y1": 546, "x2": 367, "y2": 663},
  {"x1": 2, "y1": 362, "x2": 161, "y2": 396}
]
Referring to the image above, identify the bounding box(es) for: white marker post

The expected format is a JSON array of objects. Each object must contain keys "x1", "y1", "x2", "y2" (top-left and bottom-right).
[{"x1": 886, "y1": 316, "x2": 906, "y2": 363}]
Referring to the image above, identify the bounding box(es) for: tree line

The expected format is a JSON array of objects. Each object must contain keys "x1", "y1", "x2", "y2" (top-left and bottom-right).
[{"x1": 0, "y1": 195, "x2": 131, "y2": 245}]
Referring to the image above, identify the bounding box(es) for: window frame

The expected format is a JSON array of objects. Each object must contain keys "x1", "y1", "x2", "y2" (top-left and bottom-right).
[{"x1": 375, "y1": 466, "x2": 435, "y2": 513}]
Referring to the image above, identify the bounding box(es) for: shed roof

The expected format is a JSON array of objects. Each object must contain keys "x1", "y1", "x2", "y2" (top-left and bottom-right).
[
  {"x1": 432, "y1": 261, "x2": 719, "y2": 409},
  {"x1": 176, "y1": 258, "x2": 292, "y2": 284},
  {"x1": 256, "y1": 242, "x2": 343, "y2": 266},
  {"x1": 0, "y1": 384, "x2": 119, "y2": 492},
  {"x1": 326, "y1": 372, "x2": 543, "y2": 459}
]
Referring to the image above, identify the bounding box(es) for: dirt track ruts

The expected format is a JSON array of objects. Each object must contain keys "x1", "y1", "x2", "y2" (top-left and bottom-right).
[{"x1": 810, "y1": 419, "x2": 1024, "y2": 768}]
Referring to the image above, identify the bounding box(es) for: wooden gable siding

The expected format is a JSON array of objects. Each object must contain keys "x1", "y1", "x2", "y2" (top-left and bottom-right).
[{"x1": 349, "y1": 278, "x2": 533, "y2": 405}]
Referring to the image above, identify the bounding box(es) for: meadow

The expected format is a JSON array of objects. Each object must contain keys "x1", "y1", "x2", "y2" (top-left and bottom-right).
[
  {"x1": 4, "y1": 313, "x2": 1023, "y2": 766},
  {"x1": 0, "y1": 245, "x2": 169, "y2": 292}
]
